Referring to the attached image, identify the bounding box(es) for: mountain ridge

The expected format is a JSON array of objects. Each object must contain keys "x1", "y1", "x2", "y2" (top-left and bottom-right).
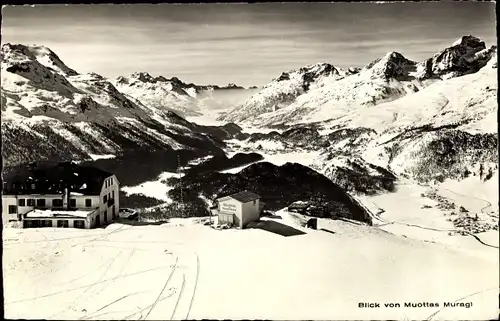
[
  {"x1": 217, "y1": 35, "x2": 496, "y2": 126},
  {"x1": 1, "y1": 43, "x2": 238, "y2": 167}
]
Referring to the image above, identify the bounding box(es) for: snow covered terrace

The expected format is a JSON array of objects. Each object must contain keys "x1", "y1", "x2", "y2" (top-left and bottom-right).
[
  {"x1": 21, "y1": 208, "x2": 100, "y2": 229},
  {"x1": 24, "y1": 208, "x2": 98, "y2": 219}
]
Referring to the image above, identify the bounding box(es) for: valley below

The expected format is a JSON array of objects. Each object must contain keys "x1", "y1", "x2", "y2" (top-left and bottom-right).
[{"x1": 116, "y1": 109, "x2": 499, "y2": 248}]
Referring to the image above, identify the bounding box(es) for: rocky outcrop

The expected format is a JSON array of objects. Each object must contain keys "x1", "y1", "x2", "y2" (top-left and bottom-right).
[{"x1": 420, "y1": 35, "x2": 496, "y2": 79}]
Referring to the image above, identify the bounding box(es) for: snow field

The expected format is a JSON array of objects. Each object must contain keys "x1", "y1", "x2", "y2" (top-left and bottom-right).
[
  {"x1": 358, "y1": 182, "x2": 499, "y2": 261},
  {"x1": 121, "y1": 172, "x2": 181, "y2": 203},
  {"x1": 3, "y1": 216, "x2": 498, "y2": 320}
]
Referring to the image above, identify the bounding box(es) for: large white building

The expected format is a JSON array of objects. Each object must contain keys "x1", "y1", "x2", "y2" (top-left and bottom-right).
[
  {"x1": 2, "y1": 162, "x2": 119, "y2": 229},
  {"x1": 215, "y1": 190, "x2": 262, "y2": 229}
]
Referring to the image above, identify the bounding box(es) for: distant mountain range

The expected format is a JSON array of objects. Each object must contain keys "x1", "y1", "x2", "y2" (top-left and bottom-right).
[
  {"x1": 0, "y1": 43, "x2": 252, "y2": 166},
  {"x1": 218, "y1": 35, "x2": 496, "y2": 127},
  {"x1": 215, "y1": 35, "x2": 497, "y2": 190},
  {"x1": 1, "y1": 36, "x2": 497, "y2": 199}
]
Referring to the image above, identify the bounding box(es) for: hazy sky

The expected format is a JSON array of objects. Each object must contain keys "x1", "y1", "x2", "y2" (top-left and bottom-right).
[{"x1": 1, "y1": 3, "x2": 496, "y2": 87}]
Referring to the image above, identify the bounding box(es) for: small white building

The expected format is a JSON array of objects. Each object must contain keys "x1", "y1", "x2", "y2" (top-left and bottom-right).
[
  {"x1": 2, "y1": 162, "x2": 120, "y2": 229},
  {"x1": 215, "y1": 190, "x2": 262, "y2": 229}
]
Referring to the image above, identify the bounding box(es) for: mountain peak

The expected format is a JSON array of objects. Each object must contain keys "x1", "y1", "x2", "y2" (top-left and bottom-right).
[
  {"x1": 301, "y1": 62, "x2": 339, "y2": 77},
  {"x1": 2, "y1": 43, "x2": 78, "y2": 76},
  {"x1": 424, "y1": 35, "x2": 492, "y2": 79},
  {"x1": 274, "y1": 62, "x2": 339, "y2": 83},
  {"x1": 130, "y1": 71, "x2": 154, "y2": 82},
  {"x1": 451, "y1": 35, "x2": 485, "y2": 49},
  {"x1": 384, "y1": 51, "x2": 406, "y2": 60},
  {"x1": 363, "y1": 51, "x2": 416, "y2": 80}
]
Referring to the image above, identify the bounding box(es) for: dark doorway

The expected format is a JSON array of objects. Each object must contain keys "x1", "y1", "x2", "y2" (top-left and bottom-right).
[
  {"x1": 27, "y1": 220, "x2": 41, "y2": 228},
  {"x1": 57, "y1": 220, "x2": 69, "y2": 228},
  {"x1": 306, "y1": 218, "x2": 318, "y2": 230},
  {"x1": 74, "y1": 220, "x2": 85, "y2": 229}
]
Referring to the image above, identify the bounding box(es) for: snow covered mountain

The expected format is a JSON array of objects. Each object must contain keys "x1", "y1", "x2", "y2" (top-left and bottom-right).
[
  {"x1": 2, "y1": 36, "x2": 497, "y2": 196},
  {"x1": 242, "y1": 52, "x2": 498, "y2": 190},
  {"x1": 113, "y1": 72, "x2": 204, "y2": 117},
  {"x1": 218, "y1": 36, "x2": 496, "y2": 127},
  {"x1": 113, "y1": 73, "x2": 250, "y2": 117},
  {"x1": 318, "y1": 49, "x2": 498, "y2": 186},
  {"x1": 219, "y1": 36, "x2": 497, "y2": 193},
  {"x1": 1, "y1": 43, "x2": 230, "y2": 167}
]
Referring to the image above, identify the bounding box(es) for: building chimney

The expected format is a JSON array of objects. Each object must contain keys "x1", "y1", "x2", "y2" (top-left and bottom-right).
[{"x1": 63, "y1": 187, "x2": 69, "y2": 209}]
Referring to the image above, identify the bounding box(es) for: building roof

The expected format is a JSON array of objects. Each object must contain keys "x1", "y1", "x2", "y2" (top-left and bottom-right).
[
  {"x1": 24, "y1": 208, "x2": 98, "y2": 219},
  {"x1": 217, "y1": 190, "x2": 261, "y2": 203},
  {"x1": 288, "y1": 201, "x2": 310, "y2": 210},
  {"x1": 2, "y1": 161, "x2": 113, "y2": 195}
]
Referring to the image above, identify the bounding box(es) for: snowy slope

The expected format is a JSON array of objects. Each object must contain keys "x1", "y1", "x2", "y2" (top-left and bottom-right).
[
  {"x1": 346, "y1": 51, "x2": 497, "y2": 135},
  {"x1": 3, "y1": 219, "x2": 498, "y2": 320},
  {"x1": 219, "y1": 36, "x2": 496, "y2": 127},
  {"x1": 223, "y1": 37, "x2": 497, "y2": 191},
  {"x1": 113, "y1": 73, "x2": 256, "y2": 117},
  {"x1": 218, "y1": 63, "x2": 359, "y2": 124},
  {"x1": 113, "y1": 72, "x2": 203, "y2": 117},
  {"x1": 1, "y1": 44, "x2": 225, "y2": 166}
]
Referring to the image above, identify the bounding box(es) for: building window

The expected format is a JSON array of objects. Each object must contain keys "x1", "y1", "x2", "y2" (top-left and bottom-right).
[
  {"x1": 74, "y1": 220, "x2": 85, "y2": 229},
  {"x1": 112, "y1": 190, "x2": 115, "y2": 199},
  {"x1": 31, "y1": 183, "x2": 36, "y2": 190},
  {"x1": 52, "y1": 199, "x2": 63, "y2": 207},
  {"x1": 85, "y1": 199, "x2": 92, "y2": 207},
  {"x1": 8, "y1": 205, "x2": 17, "y2": 214},
  {"x1": 36, "y1": 199, "x2": 46, "y2": 207},
  {"x1": 27, "y1": 199, "x2": 35, "y2": 207},
  {"x1": 103, "y1": 195, "x2": 108, "y2": 203},
  {"x1": 253, "y1": 200, "x2": 256, "y2": 205},
  {"x1": 18, "y1": 199, "x2": 26, "y2": 207},
  {"x1": 69, "y1": 199, "x2": 76, "y2": 208},
  {"x1": 57, "y1": 220, "x2": 69, "y2": 228},
  {"x1": 42, "y1": 220, "x2": 53, "y2": 228},
  {"x1": 110, "y1": 177, "x2": 113, "y2": 185}
]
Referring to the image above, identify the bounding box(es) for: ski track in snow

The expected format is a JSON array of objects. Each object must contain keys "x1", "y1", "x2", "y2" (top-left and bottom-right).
[
  {"x1": 143, "y1": 256, "x2": 179, "y2": 320},
  {"x1": 4, "y1": 216, "x2": 498, "y2": 320},
  {"x1": 5, "y1": 235, "x2": 195, "y2": 320},
  {"x1": 5, "y1": 222, "x2": 204, "y2": 321},
  {"x1": 425, "y1": 287, "x2": 498, "y2": 321}
]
